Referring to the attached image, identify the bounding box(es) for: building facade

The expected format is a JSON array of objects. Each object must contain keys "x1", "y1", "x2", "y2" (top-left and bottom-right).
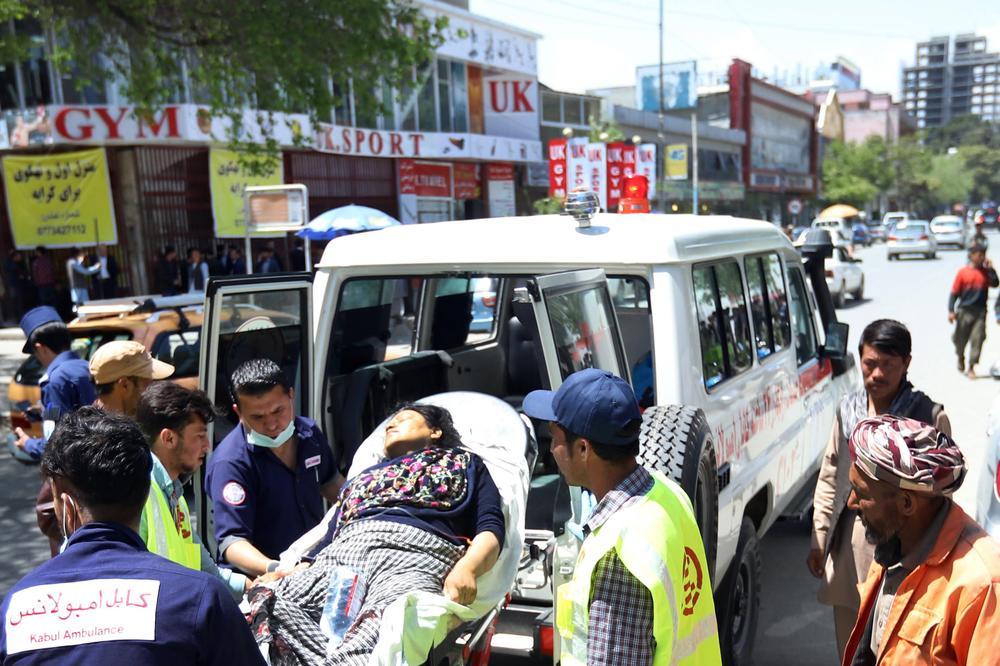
[
  {"x1": 807, "y1": 89, "x2": 916, "y2": 144},
  {"x1": 0, "y1": 0, "x2": 542, "y2": 312},
  {"x1": 902, "y1": 33, "x2": 1000, "y2": 128}
]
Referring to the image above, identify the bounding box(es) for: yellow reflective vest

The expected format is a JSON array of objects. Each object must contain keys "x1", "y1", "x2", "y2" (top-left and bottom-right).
[
  {"x1": 142, "y1": 480, "x2": 201, "y2": 570},
  {"x1": 556, "y1": 470, "x2": 722, "y2": 665}
]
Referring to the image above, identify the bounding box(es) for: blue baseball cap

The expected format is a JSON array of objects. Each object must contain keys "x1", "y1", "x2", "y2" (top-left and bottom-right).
[
  {"x1": 19, "y1": 306, "x2": 63, "y2": 354},
  {"x1": 522, "y1": 368, "x2": 641, "y2": 446}
]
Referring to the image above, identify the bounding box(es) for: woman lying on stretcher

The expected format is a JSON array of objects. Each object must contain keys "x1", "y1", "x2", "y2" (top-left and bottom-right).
[{"x1": 247, "y1": 404, "x2": 506, "y2": 666}]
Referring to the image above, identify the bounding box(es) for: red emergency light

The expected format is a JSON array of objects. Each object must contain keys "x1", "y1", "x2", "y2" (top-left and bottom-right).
[{"x1": 618, "y1": 174, "x2": 650, "y2": 214}]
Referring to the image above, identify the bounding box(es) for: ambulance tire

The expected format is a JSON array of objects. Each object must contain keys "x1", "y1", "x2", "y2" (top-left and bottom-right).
[
  {"x1": 719, "y1": 518, "x2": 761, "y2": 666},
  {"x1": 638, "y1": 405, "x2": 719, "y2": 584}
]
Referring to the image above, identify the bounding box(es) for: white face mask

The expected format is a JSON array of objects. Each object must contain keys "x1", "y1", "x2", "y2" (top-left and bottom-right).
[
  {"x1": 59, "y1": 493, "x2": 78, "y2": 554},
  {"x1": 246, "y1": 419, "x2": 296, "y2": 449}
]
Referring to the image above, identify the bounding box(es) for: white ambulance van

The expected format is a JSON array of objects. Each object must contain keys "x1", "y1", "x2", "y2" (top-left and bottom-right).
[{"x1": 197, "y1": 199, "x2": 857, "y2": 665}]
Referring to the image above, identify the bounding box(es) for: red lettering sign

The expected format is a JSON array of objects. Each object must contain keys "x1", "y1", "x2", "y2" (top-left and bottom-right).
[
  {"x1": 399, "y1": 160, "x2": 452, "y2": 198},
  {"x1": 454, "y1": 163, "x2": 481, "y2": 200},
  {"x1": 548, "y1": 138, "x2": 568, "y2": 198},
  {"x1": 622, "y1": 144, "x2": 637, "y2": 178},
  {"x1": 54, "y1": 108, "x2": 92, "y2": 141},
  {"x1": 137, "y1": 107, "x2": 180, "y2": 139},
  {"x1": 606, "y1": 142, "x2": 624, "y2": 210},
  {"x1": 488, "y1": 80, "x2": 535, "y2": 113},
  {"x1": 487, "y1": 162, "x2": 514, "y2": 181}
]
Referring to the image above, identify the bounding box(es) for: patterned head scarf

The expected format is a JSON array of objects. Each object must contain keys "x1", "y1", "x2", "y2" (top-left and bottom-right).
[{"x1": 848, "y1": 414, "x2": 966, "y2": 496}]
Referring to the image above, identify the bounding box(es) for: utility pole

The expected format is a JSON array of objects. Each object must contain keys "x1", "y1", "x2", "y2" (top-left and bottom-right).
[
  {"x1": 692, "y1": 112, "x2": 699, "y2": 215},
  {"x1": 657, "y1": 0, "x2": 665, "y2": 211}
]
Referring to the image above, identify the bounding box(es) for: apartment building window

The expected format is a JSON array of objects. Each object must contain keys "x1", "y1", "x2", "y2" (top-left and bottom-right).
[
  {"x1": 436, "y1": 59, "x2": 467, "y2": 132},
  {"x1": 394, "y1": 59, "x2": 469, "y2": 133},
  {"x1": 563, "y1": 96, "x2": 582, "y2": 124}
]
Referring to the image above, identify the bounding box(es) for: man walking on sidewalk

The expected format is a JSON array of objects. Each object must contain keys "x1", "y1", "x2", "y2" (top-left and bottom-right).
[{"x1": 948, "y1": 243, "x2": 998, "y2": 378}]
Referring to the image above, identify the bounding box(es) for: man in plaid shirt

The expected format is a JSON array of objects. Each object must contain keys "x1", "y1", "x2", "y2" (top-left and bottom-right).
[{"x1": 525, "y1": 368, "x2": 720, "y2": 665}]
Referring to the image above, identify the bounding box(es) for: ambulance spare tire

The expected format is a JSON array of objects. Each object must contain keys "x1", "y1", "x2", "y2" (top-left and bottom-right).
[{"x1": 638, "y1": 404, "x2": 718, "y2": 584}]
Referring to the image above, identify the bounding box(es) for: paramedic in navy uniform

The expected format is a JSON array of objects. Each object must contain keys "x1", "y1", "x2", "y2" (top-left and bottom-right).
[
  {"x1": 0, "y1": 407, "x2": 263, "y2": 665},
  {"x1": 206, "y1": 358, "x2": 343, "y2": 577}
]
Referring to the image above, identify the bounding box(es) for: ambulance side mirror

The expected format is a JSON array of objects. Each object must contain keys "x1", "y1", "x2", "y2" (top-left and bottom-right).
[{"x1": 821, "y1": 321, "x2": 849, "y2": 360}]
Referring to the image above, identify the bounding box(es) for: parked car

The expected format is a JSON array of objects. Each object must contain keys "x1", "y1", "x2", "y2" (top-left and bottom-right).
[
  {"x1": 930, "y1": 215, "x2": 971, "y2": 249},
  {"x1": 852, "y1": 223, "x2": 872, "y2": 247},
  {"x1": 826, "y1": 246, "x2": 865, "y2": 308},
  {"x1": 7, "y1": 294, "x2": 204, "y2": 438},
  {"x1": 887, "y1": 220, "x2": 937, "y2": 260},
  {"x1": 196, "y1": 205, "x2": 857, "y2": 664},
  {"x1": 866, "y1": 222, "x2": 887, "y2": 243}
]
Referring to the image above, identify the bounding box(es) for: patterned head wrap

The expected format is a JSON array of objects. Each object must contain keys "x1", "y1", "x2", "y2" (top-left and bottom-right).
[{"x1": 848, "y1": 414, "x2": 966, "y2": 495}]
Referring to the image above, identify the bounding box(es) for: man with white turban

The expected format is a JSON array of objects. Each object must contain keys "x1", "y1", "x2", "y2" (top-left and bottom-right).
[{"x1": 842, "y1": 414, "x2": 1000, "y2": 666}]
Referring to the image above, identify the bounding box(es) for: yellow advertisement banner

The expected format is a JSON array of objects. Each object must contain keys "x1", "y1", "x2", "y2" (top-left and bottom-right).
[
  {"x1": 209, "y1": 149, "x2": 284, "y2": 238},
  {"x1": 3, "y1": 148, "x2": 117, "y2": 249},
  {"x1": 665, "y1": 143, "x2": 689, "y2": 181}
]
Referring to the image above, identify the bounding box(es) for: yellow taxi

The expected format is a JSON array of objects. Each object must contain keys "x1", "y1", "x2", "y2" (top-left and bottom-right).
[{"x1": 8, "y1": 294, "x2": 203, "y2": 437}]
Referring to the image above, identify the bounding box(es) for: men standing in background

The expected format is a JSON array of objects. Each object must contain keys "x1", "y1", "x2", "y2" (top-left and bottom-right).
[
  {"x1": 65, "y1": 247, "x2": 101, "y2": 310},
  {"x1": 30, "y1": 247, "x2": 55, "y2": 307},
  {"x1": 157, "y1": 246, "x2": 182, "y2": 296},
  {"x1": 184, "y1": 247, "x2": 210, "y2": 293},
  {"x1": 94, "y1": 244, "x2": 118, "y2": 299}
]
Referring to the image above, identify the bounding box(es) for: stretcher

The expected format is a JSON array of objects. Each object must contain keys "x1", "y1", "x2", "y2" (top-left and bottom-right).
[{"x1": 276, "y1": 391, "x2": 536, "y2": 665}]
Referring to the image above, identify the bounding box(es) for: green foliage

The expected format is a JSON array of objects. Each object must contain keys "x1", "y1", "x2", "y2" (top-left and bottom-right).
[
  {"x1": 821, "y1": 140, "x2": 879, "y2": 207},
  {"x1": 588, "y1": 116, "x2": 624, "y2": 143},
  {"x1": 0, "y1": 1, "x2": 445, "y2": 171},
  {"x1": 924, "y1": 114, "x2": 1000, "y2": 153},
  {"x1": 928, "y1": 153, "x2": 972, "y2": 207},
  {"x1": 961, "y1": 145, "x2": 1000, "y2": 202}
]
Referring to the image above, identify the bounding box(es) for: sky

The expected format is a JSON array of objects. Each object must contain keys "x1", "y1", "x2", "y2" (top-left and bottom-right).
[{"x1": 470, "y1": 0, "x2": 1000, "y2": 99}]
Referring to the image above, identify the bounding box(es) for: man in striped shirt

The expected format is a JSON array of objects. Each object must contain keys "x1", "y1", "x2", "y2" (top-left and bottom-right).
[{"x1": 947, "y1": 244, "x2": 998, "y2": 378}]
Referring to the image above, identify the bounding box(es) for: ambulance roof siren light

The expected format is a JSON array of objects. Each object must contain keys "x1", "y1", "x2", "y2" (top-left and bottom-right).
[{"x1": 564, "y1": 188, "x2": 600, "y2": 228}]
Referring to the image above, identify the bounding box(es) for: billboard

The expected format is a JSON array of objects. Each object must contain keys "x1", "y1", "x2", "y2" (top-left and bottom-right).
[{"x1": 636, "y1": 61, "x2": 697, "y2": 112}]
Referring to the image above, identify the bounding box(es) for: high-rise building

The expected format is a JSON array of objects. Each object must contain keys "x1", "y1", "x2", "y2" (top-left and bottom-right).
[{"x1": 902, "y1": 34, "x2": 1000, "y2": 128}]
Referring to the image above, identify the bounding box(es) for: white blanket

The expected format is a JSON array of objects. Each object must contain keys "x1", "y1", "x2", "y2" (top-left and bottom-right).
[{"x1": 277, "y1": 391, "x2": 531, "y2": 665}]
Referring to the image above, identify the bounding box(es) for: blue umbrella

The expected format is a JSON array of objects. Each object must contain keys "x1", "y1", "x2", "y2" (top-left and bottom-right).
[{"x1": 296, "y1": 204, "x2": 401, "y2": 241}]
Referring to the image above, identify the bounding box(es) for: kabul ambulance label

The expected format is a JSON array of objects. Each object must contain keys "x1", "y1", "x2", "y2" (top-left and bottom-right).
[{"x1": 5, "y1": 578, "x2": 159, "y2": 654}]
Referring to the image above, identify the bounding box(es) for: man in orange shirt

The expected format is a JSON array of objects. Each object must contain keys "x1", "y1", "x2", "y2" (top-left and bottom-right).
[{"x1": 843, "y1": 415, "x2": 1000, "y2": 665}]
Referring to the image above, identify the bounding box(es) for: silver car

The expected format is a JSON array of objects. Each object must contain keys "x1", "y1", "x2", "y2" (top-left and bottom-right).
[
  {"x1": 930, "y1": 215, "x2": 970, "y2": 249},
  {"x1": 887, "y1": 220, "x2": 937, "y2": 260}
]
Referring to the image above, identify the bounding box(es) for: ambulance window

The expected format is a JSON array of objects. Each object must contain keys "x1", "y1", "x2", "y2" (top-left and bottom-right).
[
  {"x1": 763, "y1": 254, "x2": 791, "y2": 351},
  {"x1": 329, "y1": 277, "x2": 422, "y2": 375},
  {"x1": 546, "y1": 284, "x2": 621, "y2": 379},
  {"x1": 693, "y1": 261, "x2": 752, "y2": 390},
  {"x1": 431, "y1": 277, "x2": 500, "y2": 347},
  {"x1": 693, "y1": 266, "x2": 725, "y2": 388},
  {"x1": 744, "y1": 253, "x2": 790, "y2": 359},
  {"x1": 714, "y1": 262, "x2": 753, "y2": 374},
  {"x1": 787, "y1": 267, "x2": 819, "y2": 366}
]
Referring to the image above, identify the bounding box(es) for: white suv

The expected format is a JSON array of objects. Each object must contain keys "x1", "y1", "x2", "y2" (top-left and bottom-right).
[{"x1": 196, "y1": 207, "x2": 857, "y2": 664}]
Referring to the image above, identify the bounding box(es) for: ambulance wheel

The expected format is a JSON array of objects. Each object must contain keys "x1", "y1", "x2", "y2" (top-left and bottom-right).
[
  {"x1": 638, "y1": 405, "x2": 719, "y2": 584},
  {"x1": 720, "y1": 518, "x2": 761, "y2": 666}
]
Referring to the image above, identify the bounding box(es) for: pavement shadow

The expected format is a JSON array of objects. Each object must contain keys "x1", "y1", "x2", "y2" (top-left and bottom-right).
[
  {"x1": 756, "y1": 517, "x2": 838, "y2": 665},
  {"x1": 0, "y1": 456, "x2": 51, "y2": 596}
]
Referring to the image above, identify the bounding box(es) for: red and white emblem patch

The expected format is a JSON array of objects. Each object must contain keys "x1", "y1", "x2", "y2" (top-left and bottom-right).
[
  {"x1": 681, "y1": 546, "x2": 704, "y2": 616},
  {"x1": 222, "y1": 481, "x2": 246, "y2": 506}
]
